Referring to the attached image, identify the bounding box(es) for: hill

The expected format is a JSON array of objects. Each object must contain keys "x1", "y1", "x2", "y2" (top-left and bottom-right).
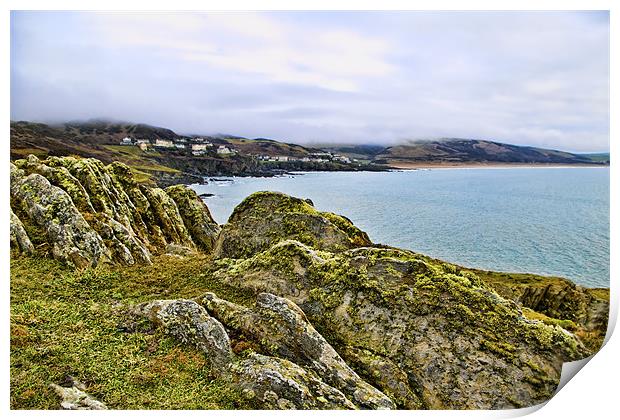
[
  {"x1": 10, "y1": 120, "x2": 377, "y2": 186},
  {"x1": 62, "y1": 119, "x2": 181, "y2": 143},
  {"x1": 324, "y1": 139, "x2": 608, "y2": 167}
]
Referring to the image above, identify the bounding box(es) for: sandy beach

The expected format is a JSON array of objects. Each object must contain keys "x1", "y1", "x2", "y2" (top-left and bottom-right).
[{"x1": 385, "y1": 160, "x2": 609, "y2": 169}]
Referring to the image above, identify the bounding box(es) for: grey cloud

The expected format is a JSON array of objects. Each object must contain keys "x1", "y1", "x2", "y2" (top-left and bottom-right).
[{"x1": 10, "y1": 11, "x2": 609, "y2": 152}]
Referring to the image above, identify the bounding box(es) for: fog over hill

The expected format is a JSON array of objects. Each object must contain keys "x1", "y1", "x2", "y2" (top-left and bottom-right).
[{"x1": 11, "y1": 11, "x2": 609, "y2": 152}]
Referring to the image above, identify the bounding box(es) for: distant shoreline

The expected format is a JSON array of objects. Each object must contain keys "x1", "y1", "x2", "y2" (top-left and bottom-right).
[{"x1": 386, "y1": 161, "x2": 609, "y2": 170}]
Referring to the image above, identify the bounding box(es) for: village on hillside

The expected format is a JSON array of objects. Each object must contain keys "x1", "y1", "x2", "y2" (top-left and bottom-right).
[{"x1": 118, "y1": 135, "x2": 353, "y2": 164}]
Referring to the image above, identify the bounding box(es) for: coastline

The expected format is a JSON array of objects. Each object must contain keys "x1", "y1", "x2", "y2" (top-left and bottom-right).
[{"x1": 385, "y1": 161, "x2": 610, "y2": 170}]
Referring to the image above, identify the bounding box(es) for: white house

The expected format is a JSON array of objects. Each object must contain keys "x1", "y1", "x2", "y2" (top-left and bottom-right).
[
  {"x1": 217, "y1": 146, "x2": 235, "y2": 155},
  {"x1": 174, "y1": 143, "x2": 186, "y2": 149},
  {"x1": 334, "y1": 155, "x2": 351, "y2": 164},
  {"x1": 120, "y1": 137, "x2": 133, "y2": 145},
  {"x1": 191, "y1": 144, "x2": 207, "y2": 156},
  {"x1": 154, "y1": 139, "x2": 174, "y2": 148}
]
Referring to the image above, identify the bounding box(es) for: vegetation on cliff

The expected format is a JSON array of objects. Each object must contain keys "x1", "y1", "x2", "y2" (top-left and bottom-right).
[{"x1": 9, "y1": 156, "x2": 609, "y2": 410}]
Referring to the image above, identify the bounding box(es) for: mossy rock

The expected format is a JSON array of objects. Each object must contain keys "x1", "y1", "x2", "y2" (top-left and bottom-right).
[
  {"x1": 165, "y1": 185, "x2": 221, "y2": 252},
  {"x1": 214, "y1": 191, "x2": 372, "y2": 259},
  {"x1": 8, "y1": 155, "x2": 238, "y2": 265},
  {"x1": 206, "y1": 240, "x2": 587, "y2": 409}
]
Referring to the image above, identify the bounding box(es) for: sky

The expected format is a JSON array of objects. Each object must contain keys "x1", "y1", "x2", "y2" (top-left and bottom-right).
[{"x1": 10, "y1": 11, "x2": 610, "y2": 152}]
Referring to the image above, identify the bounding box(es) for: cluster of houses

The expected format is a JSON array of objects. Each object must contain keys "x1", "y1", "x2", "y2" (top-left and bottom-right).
[
  {"x1": 119, "y1": 136, "x2": 236, "y2": 156},
  {"x1": 253, "y1": 152, "x2": 351, "y2": 164},
  {"x1": 119, "y1": 136, "x2": 352, "y2": 164}
]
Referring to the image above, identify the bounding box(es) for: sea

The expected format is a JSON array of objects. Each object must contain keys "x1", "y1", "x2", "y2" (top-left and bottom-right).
[{"x1": 189, "y1": 167, "x2": 610, "y2": 288}]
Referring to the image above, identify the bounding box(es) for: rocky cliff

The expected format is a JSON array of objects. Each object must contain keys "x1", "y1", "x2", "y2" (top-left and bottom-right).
[
  {"x1": 9, "y1": 156, "x2": 609, "y2": 410},
  {"x1": 10, "y1": 155, "x2": 220, "y2": 267}
]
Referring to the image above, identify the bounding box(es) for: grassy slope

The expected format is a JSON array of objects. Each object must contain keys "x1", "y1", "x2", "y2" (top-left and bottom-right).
[
  {"x1": 10, "y1": 253, "x2": 256, "y2": 410},
  {"x1": 218, "y1": 137, "x2": 320, "y2": 157}
]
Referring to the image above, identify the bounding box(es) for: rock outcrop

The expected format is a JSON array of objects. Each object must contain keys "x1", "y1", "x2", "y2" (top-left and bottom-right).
[
  {"x1": 9, "y1": 155, "x2": 220, "y2": 267},
  {"x1": 10, "y1": 209, "x2": 34, "y2": 254},
  {"x1": 136, "y1": 299, "x2": 233, "y2": 370},
  {"x1": 135, "y1": 297, "x2": 370, "y2": 409},
  {"x1": 49, "y1": 378, "x2": 108, "y2": 410},
  {"x1": 200, "y1": 292, "x2": 394, "y2": 409},
  {"x1": 10, "y1": 163, "x2": 109, "y2": 268},
  {"x1": 165, "y1": 185, "x2": 220, "y2": 252},
  {"x1": 478, "y1": 271, "x2": 610, "y2": 353},
  {"x1": 194, "y1": 191, "x2": 598, "y2": 409},
  {"x1": 206, "y1": 241, "x2": 586, "y2": 409},
  {"x1": 213, "y1": 191, "x2": 371, "y2": 259}
]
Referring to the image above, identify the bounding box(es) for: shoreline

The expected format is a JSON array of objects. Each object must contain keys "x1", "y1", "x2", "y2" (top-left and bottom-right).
[{"x1": 385, "y1": 161, "x2": 609, "y2": 170}]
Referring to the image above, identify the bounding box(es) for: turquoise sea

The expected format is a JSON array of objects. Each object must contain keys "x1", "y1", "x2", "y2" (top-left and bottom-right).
[{"x1": 190, "y1": 167, "x2": 609, "y2": 288}]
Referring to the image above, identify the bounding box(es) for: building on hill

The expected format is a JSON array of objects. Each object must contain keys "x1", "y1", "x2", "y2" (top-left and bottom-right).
[
  {"x1": 217, "y1": 145, "x2": 235, "y2": 155},
  {"x1": 154, "y1": 139, "x2": 174, "y2": 148},
  {"x1": 192, "y1": 144, "x2": 207, "y2": 156},
  {"x1": 120, "y1": 137, "x2": 133, "y2": 145},
  {"x1": 310, "y1": 152, "x2": 333, "y2": 159},
  {"x1": 333, "y1": 155, "x2": 351, "y2": 164},
  {"x1": 175, "y1": 143, "x2": 186, "y2": 149},
  {"x1": 135, "y1": 139, "x2": 149, "y2": 151}
]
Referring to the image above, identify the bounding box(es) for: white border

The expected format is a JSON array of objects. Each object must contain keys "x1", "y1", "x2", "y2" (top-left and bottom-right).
[{"x1": 1, "y1": 1, "x2": 616, "y2": 419}]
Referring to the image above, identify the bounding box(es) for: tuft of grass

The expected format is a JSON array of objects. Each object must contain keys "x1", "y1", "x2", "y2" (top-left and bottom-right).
[{"x1": 10, "y1": 253, "x2": 255, "y2": 409}]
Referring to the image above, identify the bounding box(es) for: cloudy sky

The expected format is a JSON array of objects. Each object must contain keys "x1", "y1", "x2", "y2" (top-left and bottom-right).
[{"x1": 11, "y1": 11, "x2": 609, "y2": 152}]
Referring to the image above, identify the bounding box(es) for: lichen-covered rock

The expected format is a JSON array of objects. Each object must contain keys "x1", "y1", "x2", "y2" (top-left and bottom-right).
[
  {"x1": 140, "y1": 186, "x2": 196, "y2": 248},
  {"x1": 233, "y1": 353, "x2": 357, "y2": 409},
  {"x1": 10, "y1": 209, "x2": 34, "y2": 254},
  {"x1": 10, "y1": 163, "x2": 109, "y2": 268},
  {"x1": 9, "y1": 156, "x2": 222, "y2": 266},
  {"x1": 136, "y1": 299, "x2": 233, "y2": 370},
  {"x1": 166, "y1": 184, "x2": 221, "y2": 252},
  {"x1": 207, "y1": 239, "x2": 587, "y2": 409},
  {"x1": 49, "y1": 380, "x2": 108, "y2": 410},
  {"x1": 136, "y1": 298, "x2": 361, "y2": 409},
  {"x1": 339, "y1": 345, "x2": 424, "y2": 409},
  {"x1": 214, "y1": 191, "x2": 372, "y2": 259},
  {"x1": 15, "y1": 154, "x2": 96, "y2": 214},
  {"x1": 200, "y1": 292, "x2": 394, "y2": 409},
  {"x1": 478, "y1": 272, "x2": 610, "y2": 354}
]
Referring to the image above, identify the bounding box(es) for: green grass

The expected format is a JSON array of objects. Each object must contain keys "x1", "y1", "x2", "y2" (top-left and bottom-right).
[
  {"x1": 102, "y1": 145, "x2": 180, "y2": 173},
  {"x1": 10, "y1": 253, "x2": 255, "y2": 409}
]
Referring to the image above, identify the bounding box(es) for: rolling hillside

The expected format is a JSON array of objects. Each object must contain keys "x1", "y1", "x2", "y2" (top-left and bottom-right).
[
  {"x1": 10, "y1": 120, "x2": 374, "y2": 185},
  {"x1": 326, "y1": 139, "x2": 607, "y2": 166}
]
